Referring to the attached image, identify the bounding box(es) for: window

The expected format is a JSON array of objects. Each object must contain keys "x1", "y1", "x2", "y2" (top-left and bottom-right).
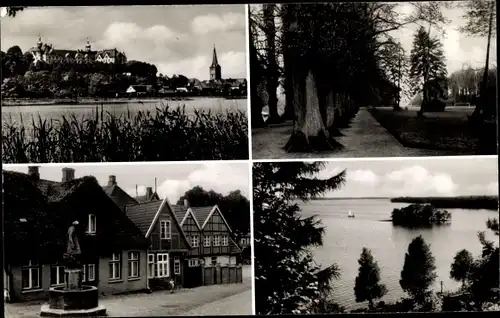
[
  {"x1": 160, "y1": 220, "x2": 171, "y2": 239},
  {"x1": 156, "y1": 253, "x2": 169, "y2": 277},
  {"x1": 174, "y1": 256, "x2": 181, "y2": 275},
  {"x1": 21, "y1": 260, "x2": 40, "y2": 290},
  {"x1": 204, "y1": 236, "x2": 211, "y2": 247},
  {"x1": 213, "y1": 235, "x2": 221, "y2": 246},
  {"x1": 128, "y1": 252, "x2": 139, "y2": 278},
  {"x1": 82, "y1": 264, "x2": 96, "y2": 282},
  {"x1": 50, "y1": 265, "x2": 65, "y2": 286},
  {"x1": 147, "y1": 254, "x2": 155, "y2": 278},
  {"x1": 191, "y1": 235, "x2": 199, "y2": 247},
  {"x1": 188, "y1": 259, "x2": 199, "y2": 267},
  {"x1": 87, "y1": 264, "x2": 95, "y2": 281},
  {"x1": 88, "y1": 214, "x2": 96, "y2": 234},
  {"x1": 109, "y1": 253, "x2": 121, "y2": 280},
  {"x1": 222, "y1": 235, "x2": 229, "y2": 246}
]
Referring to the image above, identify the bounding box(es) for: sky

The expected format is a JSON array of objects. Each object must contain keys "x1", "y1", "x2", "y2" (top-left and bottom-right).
[
  {"x1": 0, "y1": 5, "x2": 247, "y2": 80},
  {"x1": 4, "y1": 162, "x2": 250, "y2": 203},
  {"x1": 313, "y1": 156, "x2": 498, "y2": 198},
  {"x1": 391, "y1": 1, "x2": 497, "y2": 75}
]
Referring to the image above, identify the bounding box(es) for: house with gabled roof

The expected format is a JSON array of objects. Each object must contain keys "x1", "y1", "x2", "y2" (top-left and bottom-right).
[
  {"x1": 3, "y1": 167, "x2": 150, "y2": 302},
  {"x1": 124, "y1": 197, "x2": 191, "y2": 289},
  {"x1": 172, "y1": 200, "x2": 243, "y2": 287}
]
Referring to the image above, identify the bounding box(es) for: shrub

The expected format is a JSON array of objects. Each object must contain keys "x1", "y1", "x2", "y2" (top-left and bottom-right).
[{"x1": 2, "y1": 103, "x2": 248, "y2": 162}]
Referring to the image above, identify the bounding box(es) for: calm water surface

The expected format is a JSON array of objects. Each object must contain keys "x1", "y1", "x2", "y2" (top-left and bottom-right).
[
  {"x1": 300, "y1": 198, "x2": 498, "y2": 310},
  {"x1": 1, "y1": 98, "x2": 247, "y2": 125}
]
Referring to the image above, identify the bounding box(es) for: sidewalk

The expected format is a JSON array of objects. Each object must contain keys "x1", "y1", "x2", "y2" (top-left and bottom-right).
[
  {"x1": 5, "y1": 279, "x2": 252, "y2": 317},
  {"x1": 252, "y1": 108, "x2": 452, "y2": 159}
]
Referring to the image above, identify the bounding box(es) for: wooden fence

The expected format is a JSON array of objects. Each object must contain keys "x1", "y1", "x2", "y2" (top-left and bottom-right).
[{"x1": 201, "y1": 264, "x2": 243, "y2": 286}]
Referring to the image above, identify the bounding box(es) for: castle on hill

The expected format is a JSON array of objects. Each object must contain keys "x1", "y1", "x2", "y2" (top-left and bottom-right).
[{"x1": 29, "y1": 37, "x2": 127, "y2": 65}]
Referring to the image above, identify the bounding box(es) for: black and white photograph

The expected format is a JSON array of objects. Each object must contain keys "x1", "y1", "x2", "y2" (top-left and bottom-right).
[
  {"x1": 253, "y1": 157, "x2": 499, "y2": 314},
  {"x1": 1, "y1": 5, "x2": 248, "y2": 163},
  {"x1": 3, "y1": 162, "x2": 252, "y2": 316},
  {"x1": 249, "y1": 1, "x2": 497, "y2": 159}
]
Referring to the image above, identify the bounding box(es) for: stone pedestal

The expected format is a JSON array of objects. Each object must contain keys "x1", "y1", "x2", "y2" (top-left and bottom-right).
[
  {"x1": 40, "y1": 268, "x2": 106, "y2": 317},
  {"x1": 65, "y1": 269, "x2": 81, "y2": 290}
]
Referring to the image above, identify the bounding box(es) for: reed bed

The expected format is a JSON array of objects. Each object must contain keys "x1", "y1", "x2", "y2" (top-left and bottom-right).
[{"x1": 2, "y1": 103, "x2": 248, "y2": 162}]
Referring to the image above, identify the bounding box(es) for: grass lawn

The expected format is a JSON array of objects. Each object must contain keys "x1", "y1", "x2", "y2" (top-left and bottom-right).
[{"x1": 368, "y1": 108, "x2": 496, "y2": 155}]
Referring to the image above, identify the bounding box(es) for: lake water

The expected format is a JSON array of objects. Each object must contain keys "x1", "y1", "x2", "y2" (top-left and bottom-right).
[
  {"x1": 1, "y1": 98, "x2": 247, "y2": 125},
  {"x1": 299, "y1": 198, "x2": 498, "y2": 311}
]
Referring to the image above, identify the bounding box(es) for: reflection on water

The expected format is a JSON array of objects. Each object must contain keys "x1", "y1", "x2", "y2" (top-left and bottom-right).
[
  {"x1": 2, "y1": 98, "x2": 247, "y2": 126},
  {"x1": 300, "y1": 198, "x2": 497, "y2": 310}
]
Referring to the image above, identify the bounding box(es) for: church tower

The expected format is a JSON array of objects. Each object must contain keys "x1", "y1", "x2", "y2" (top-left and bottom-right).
[{"x1": 209, "y1": 44, "x2": 222, "y2": 81}]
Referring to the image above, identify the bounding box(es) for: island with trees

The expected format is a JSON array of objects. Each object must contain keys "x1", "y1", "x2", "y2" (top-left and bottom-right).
[{"x1": 390, "y1": 204, "x2": 452, "y2": 227}]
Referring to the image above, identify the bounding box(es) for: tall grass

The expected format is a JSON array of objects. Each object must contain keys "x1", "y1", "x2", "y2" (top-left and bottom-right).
[{"x1": 2, "y1": 103, "x2": 248, "y2": 162}]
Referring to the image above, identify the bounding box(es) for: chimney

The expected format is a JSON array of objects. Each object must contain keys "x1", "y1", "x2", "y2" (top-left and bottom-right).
[
  {"x1": 108, "y1": 175, "x2": 116, "y2": 186},
  {"x1": 146, "y1": 187, "x2": 153, "y2": 200},
  {"x1": 28, "y1": 166, "x2": 40, "y2": 181},
  {"x1": 184, "y1": 199, "x2": 189, "y2": 208},
  {"x1": 62, "y1": 167, "x2": 75, "y2": 182}
]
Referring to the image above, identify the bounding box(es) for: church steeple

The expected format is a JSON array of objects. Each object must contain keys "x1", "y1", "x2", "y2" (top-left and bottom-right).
[
  {"x1": 209, "y1": 44, "x2": 222, "y2": 81},
  {"x1": 211, "y1": 44, "x2": 219, "y2": 67}
]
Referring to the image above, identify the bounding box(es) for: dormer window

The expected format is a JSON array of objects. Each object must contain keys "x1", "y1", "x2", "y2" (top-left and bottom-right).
[
  {"x1": 160, "y1": 220, "x2": 171, "y2": 239},
  {"x1": 88, "y1": 214, "x2": 96, "y2": 234}
]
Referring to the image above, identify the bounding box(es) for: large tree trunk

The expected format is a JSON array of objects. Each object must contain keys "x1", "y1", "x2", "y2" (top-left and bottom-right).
[
  {"x1": 249, "y1": 8, "x2": 265, "y2": 128},
  {"x1": 263, "y1": 4, "x2": 280, "y2": 124},
  {"x1": 473, "y1": 1, "x2": 494, "y2": 121},
  {"x1": 325, "y1": 90, "x2": 343, "y2": 136},
  {"x1": 285, "y1": 70, "x2": 342, "y2": 152}
]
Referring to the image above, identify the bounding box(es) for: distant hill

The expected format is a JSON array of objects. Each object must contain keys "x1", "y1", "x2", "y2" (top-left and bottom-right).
[{"x1": 391, "y1": 195, "x2": 498, "y2": 211}]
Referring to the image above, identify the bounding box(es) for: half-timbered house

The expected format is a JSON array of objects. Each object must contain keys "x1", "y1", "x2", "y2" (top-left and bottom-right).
[{"x1": 124, "y1": 197, "x2": 191, "y2": 289}]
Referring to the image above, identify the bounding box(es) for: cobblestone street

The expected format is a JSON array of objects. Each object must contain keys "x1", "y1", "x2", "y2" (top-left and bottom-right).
[{"x1": 5, "y1": 270, "x2": 252, "y2": 317}]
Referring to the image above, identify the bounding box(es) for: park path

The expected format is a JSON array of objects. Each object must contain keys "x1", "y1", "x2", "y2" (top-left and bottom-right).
[
  {"x1": 5, "y1": 277, "x2": 252, "y2": 317},
  {"x1": 252, "y1": 108, "x2": 447, "y2": 159}
]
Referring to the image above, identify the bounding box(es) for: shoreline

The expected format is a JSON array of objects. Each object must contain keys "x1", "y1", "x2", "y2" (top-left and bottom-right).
[{"x1": 1, "y1": 96, "x2": 247, "y2": 107}]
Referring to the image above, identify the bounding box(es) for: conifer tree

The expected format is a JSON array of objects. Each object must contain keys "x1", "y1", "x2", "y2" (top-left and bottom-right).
[
  {"x1": 400, "y1": 235, "x2": 437, "y2": 305},
  {"x1": 354, "y1": 247, "x2": 387, "y2": 309},
  {"x1": 253, "y1": 162, "x2": 346, "y2": 314}
]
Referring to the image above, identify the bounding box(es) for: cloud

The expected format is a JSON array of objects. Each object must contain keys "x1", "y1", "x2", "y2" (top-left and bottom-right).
[
  {"x1": 347, "y1": 169, "x2": 379, "y2": 186},
  {"x1": 384, "y1": 165, "x2": 457, "y2": 196},
  {"x1": 125, "y1": 163, "x2": 249, "y2": 203},
  {"x1": 219, "y1": 51, "x2": 247, "y2": 78},
  {"x1": 191, "y1": 12, "x2": 245, "y2": 35},
  {"x1": 0, "y1": 6, "x2": 247, "y2": 80}
]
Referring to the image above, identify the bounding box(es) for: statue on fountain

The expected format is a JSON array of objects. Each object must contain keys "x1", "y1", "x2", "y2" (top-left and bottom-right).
[
  {"x1": 63, "y1": 221, "x2": 82, "y2": 290},
  {"x1": 63, "y1": 220, "x2": 82, "y2": 268}
]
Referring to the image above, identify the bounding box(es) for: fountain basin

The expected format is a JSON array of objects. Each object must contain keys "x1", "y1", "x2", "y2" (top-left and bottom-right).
[{"x1": 40, "y1": 285, "x2": 106, "y2": 317}]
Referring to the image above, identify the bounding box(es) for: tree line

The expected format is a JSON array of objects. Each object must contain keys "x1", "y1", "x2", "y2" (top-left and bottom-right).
[
  {"x1": 249, "y1": 1, "x2": 496, "y2": 152},
  {"x1": 176, "y1": 185, "x2": 250, "y2": 239}
]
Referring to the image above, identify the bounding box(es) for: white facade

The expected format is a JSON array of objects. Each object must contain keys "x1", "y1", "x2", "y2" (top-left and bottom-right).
[{"x1": 203, "y1": 255, "x2": 237, "y2": 266}]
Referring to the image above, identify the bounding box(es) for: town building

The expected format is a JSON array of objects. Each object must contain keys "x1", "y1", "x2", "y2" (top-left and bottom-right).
[
  {"x1": 3, "y1": 167, "x2": 150, "y2": 302},
  {"x1": 29, "y1": 37, "x2": 127, "y2": 65},
  {"x1": 172, "y1": 201, "x2": 243, "y2": 287},
  {"x1": 124, "y1": 198, "x2": 192, "y2": 289}
]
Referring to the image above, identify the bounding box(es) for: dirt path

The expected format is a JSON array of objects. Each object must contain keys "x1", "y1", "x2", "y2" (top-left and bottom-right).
[{"x1": 252, "y1": 108, "x2": 453, "y2": 159}]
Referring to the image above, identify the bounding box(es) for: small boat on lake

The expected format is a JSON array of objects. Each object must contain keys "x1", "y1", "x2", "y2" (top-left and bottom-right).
[{"x1": 348, "y1": 210, "x2": 355, "y2": 218}]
